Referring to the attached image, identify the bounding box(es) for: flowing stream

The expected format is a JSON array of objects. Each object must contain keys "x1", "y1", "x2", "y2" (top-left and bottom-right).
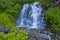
[{"x1": 16, "y1": 2, "x2": 45, "y2": 29}]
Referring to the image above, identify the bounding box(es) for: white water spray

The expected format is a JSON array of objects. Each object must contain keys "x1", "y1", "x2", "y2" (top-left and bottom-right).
[{"x1": 16, "y1": 2, "x2": 45, "y2": 29}]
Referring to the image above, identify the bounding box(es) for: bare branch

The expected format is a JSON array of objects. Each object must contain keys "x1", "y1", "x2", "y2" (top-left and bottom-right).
[{"x1": 54, "y1": 0, "x2": 60, "y2": 5}]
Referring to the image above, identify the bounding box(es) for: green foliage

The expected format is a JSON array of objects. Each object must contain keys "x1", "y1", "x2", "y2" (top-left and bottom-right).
[
  {"x1": 0, "y1": 13, "x2": 16, "y2": 29},
  {"x1": 25, "y1": 0, "x2": 52, "y2": 6},
  {"x1": 0, "y1": 0, "x2": 22, "y2": 17},
  {"x1": 39, "y1": 0, "x2": 52, "y2": 6},
  {"x1": 6, "y1": 4, "x2": 21, "y2": 18},
  {"x1": 0, "y1": 30, "x2": 28, "y2": 40},
  {"x1": 45, "y1": 8, "x2": 60, "y2": 33},
  {"x1": 21, "y1": 0, "x2": 52, "y2": 6},
  {"x1": 0, "y1": 0, "x2": 22, "y2": 29}
]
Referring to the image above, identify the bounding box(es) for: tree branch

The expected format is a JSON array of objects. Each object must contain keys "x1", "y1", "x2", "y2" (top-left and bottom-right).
[{"x1": 54, "y1": 0, "x2": 60, "y2": 5}]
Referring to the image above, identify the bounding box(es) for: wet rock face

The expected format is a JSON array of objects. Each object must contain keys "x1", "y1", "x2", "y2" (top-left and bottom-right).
[
  {"x1": 50, "y1": 34, "x2": 60, "y2": 40},
  {"x1": 28, "y1": 33, "x2": 50, "y2": 40},
  {"x1": 28, "y1": 29, "x2": 60, "y2": 40},
  {"x1": 28, "y1": 29, "x2": 51, "y2": 40}
]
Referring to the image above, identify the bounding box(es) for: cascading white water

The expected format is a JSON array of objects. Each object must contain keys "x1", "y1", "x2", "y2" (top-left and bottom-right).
[{"x1": 16, "y1": 2, "x2": 45, "y2": 29}]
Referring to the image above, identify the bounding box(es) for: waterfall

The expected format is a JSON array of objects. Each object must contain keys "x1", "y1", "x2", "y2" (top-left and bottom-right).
[{"x1": 16, "y1": 2, "x2": 45, "y2": 29}]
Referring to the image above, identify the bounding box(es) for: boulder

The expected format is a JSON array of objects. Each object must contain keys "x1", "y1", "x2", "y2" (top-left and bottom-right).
[
  {"x1": 36, "y1": 33, "x2": 51, "y2": 40},
  {"x1": 0, "y1": 26, "x2": 3, "y2": 32},
  {"x1": 0, "y1": 26, "x2": 11, "y2": 33},
  {"x1": 4, "y1": 27, "x2": 11, "y2": 33}
]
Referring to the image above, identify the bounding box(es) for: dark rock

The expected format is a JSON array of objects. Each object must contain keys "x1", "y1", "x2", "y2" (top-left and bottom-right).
[
  {"x1": 0, "y1": 26, "x2": 3, "y2": 32},
  {"x1": 41, "y1": 31, "x2": 52, "y2": 35},
  {"x1": 36, "y1": 33, "x2": 51, "y2": 40},
  {"x1": 4, "y1": 27, "x2": 11, "y2": 33},
  {"x1": 0, "y1": 26, "x2": 11, "y2": 33},
  {"x1": 19, "y1": 27, "x2": 28, "y2": 30},
  {"x1": 28, "y1": 29, "x2": 52, "y2": 40}
]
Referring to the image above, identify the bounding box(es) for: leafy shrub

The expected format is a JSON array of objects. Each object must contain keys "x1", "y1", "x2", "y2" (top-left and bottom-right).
[
  {"x1": 0, "y1": 30, "x2": 28, "y2": 40},
  {"x1": 38, "y1": 0, "x2": 52, "y2": 6},
  {"x1": 45, "y1": 8, "x2": 60, "y2": 33},
  {"x1": 0, "y1": 0, "x2": 22, "y2": 17},
  {"x1": 0, "y1": 1, "x2": 29, "y2": 40},
  {"x1": 0, "y1": 13, "x2": 17, "y2": 29}
]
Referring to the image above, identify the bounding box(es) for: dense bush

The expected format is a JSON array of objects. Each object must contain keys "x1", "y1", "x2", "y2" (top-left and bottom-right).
[
  {"x1": 45, "y1": 8, "x2": 60, "y2": 33},
  {"x1": 0, "y1": 30, "x2": 28, "y2": 40},
  {"x1": 0, "y1": 0, "x2": 29, "y2": 39},
  {"x1": 39, "y1": 0, "x2": 52, "y2": 6},
  {"x1": 0, "y1": 13, "x2": 17, "y2": 29},
  {"x1": 0, "y1": 0, "x2": 22, "y2": 17},
  {"x1": 0, "y1": 13, "x2": 28, "y2": 39}
]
